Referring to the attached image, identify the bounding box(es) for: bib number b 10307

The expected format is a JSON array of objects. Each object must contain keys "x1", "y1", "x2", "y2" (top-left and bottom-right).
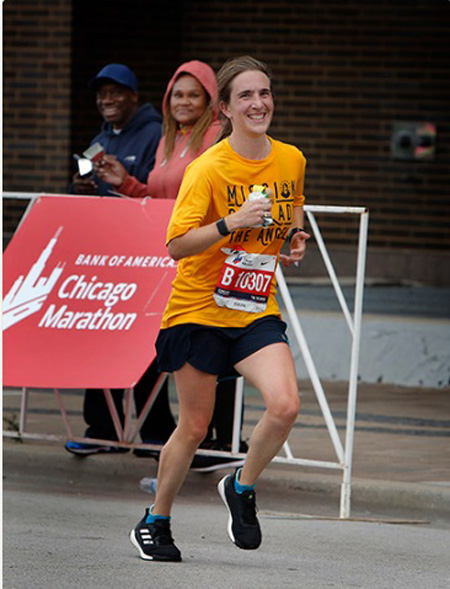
[{"x1": 214, "y1": 249, "x2": 276, "y2": 313}]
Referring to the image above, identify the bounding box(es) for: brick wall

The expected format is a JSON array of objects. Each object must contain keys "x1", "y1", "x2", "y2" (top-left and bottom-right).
[
  {"x1": 180, "y1": 0, "x2": 450, "y2": 254},
  {"x1": 3, "y1": 0, "x2": 72, "y2": 237},
  {"x1": 3, "y1": 0, "x2": 450, "y2": 283},
  {"x1": 70, "y1": 1, "x2": 185, "y2": 163}
]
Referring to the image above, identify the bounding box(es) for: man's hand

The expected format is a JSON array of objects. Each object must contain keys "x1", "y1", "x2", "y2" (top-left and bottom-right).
[
  {"x1": 72, "y1": 172, "x2": 97, "y2": 195},
  {"x1": 95, "y1": 154, "x2": 127, "y2": 187},
  {"x1": 279, "y1": 230, "x2": 310, "y2": 266}
]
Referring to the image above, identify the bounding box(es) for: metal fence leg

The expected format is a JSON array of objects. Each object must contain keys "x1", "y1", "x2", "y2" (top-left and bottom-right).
[
  {"x1": 19, "y1": 387, "x2": 29, "y2": 435},
  {"x1": 53, "y1": 388, "x2": 74, "y2": 439},
  {"x1": 103, "y1": 388, "x2": 124, "y2": 442},
  {"x1": 276, "y1": 266, "x2": 345, "y2": 464},
  {"x1": 340, "y1": 211, "x2": 369, "y2": 519},
  {"x1": 123, "y1": 388, "x2": 134, "y2": 442},
  {"x1": 231, "y1": 377, "x2": 244, "y2": 454},
  {"x1": 125, "y1": 373, "x2": 168, "y2": 443}
]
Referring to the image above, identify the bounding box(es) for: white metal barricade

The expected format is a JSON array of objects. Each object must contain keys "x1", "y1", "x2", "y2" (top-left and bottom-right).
[{"x1": 3, "y1": 192, "x2": 368, "y2": 518}]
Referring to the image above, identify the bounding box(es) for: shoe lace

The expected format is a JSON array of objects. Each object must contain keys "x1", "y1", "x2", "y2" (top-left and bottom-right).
[
  {"x1": 241, "y1": 491, "x2": 258, "y2": 525},
  {"x1": 152, "y1": 520, "x2": 175, "y2": 545}
]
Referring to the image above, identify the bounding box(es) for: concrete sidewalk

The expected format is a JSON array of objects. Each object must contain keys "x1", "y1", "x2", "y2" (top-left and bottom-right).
[
  {"x1": 281, "y1": 283, "x2": 450, "y2": 388},
  {"x1": 3, "y1": 379, "x2": 450, "y2": 524}
]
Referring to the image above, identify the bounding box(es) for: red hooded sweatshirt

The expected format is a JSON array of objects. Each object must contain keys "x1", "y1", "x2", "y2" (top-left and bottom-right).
[{"x1": 118, "y1": 60, "x2": 220, "y2": 199}]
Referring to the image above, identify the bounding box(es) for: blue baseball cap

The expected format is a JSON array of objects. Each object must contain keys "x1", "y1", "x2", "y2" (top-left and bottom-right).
[{"x1": 89, "y1": 64, "x2": 138, "y2": 92}]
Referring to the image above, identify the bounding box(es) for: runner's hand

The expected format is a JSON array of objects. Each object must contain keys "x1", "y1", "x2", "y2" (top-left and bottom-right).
[
  {"x1": 279, "y1": 231, "x2": 310, "y2": 266},
  {"x1": 228, "y1": 190, "x2": 273, "y2": 229}
]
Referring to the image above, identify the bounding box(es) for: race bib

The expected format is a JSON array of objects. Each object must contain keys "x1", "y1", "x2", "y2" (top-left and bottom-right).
[{"x1": 214, "y1": 248, "x2": 276, "y2": 313}]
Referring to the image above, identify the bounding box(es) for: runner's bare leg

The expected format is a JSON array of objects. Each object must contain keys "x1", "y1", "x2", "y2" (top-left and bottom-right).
[
  {"x1": 153, "y1": 363, "x2": 217, "y2": 516},
  {"x1": 234, "y1": 342, "x2": 300, "y2": 486}
]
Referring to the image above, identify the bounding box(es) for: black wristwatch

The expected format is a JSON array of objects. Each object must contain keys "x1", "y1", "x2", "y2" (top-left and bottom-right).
[
  {"x1": 287, "y1": 227, "x2": 305, "y2": 244},
  {"x1": 216, "y1": 218, "x2": 231, "y2": 236}
]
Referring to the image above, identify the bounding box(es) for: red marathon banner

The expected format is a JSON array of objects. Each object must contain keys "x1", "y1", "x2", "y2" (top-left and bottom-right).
[{"x1": 2, "y1": 196, "x2": 176, "y2": 388}]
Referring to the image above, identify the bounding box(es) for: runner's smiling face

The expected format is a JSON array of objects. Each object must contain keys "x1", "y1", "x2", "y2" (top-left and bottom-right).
[
  {"x1": 96, "y1": 82, "x2": 138, "y2": 130},
  {"x1": 220, "y1": 70, "x2": 274, "y2": 139}
]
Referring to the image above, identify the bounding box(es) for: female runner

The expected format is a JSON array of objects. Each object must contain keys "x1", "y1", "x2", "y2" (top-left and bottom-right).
[{"x1": 130, "y1": 55, "x2": 310, "y2": 562}]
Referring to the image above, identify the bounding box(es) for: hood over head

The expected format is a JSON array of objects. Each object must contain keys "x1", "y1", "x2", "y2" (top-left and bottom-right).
[{"x1": 162, "y1": 60, "x2": 218, "y2": 120}]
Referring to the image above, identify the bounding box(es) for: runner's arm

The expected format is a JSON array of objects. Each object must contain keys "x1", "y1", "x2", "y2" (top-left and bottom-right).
[{"x1": 168, "y1": 198, "x2": 272, "y2": 260}]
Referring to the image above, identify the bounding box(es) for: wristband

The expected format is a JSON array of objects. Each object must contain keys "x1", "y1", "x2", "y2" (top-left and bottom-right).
[
  {"x1": 287, "y1": 227, "x2": 305, "y2": 244},
  {"x1": 216, "y1": 218, "x2": 231, "y2": 237}
]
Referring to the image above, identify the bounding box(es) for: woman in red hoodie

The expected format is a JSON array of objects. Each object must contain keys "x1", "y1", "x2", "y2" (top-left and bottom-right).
[
  {"x1": 97, "y1": 60, "x2": 221, "y2": 199},
  {"x1": 97, "y1": 61, "x2": 246, "y2": 469}
]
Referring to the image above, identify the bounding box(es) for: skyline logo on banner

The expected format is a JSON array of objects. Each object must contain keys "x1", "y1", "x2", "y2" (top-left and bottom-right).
[{"x1": 3, "y1": 228, "x2": 65, "y2": 330}]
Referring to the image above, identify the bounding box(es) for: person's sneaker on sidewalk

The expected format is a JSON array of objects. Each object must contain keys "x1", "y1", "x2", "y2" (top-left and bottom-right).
[
  {"x1": 190, "y1": 441, "x2": 248, "y2": 473},
  {"x1": 129, "y1": 509, "x2": 182, "y2": 562},
  {"x1": 217, "y1": 472, "x2": 261, "y2": 550},
  {"x1": 64, "y1": 441, "x2": 129, "y2": 456},
  {"x1": 132, "y1": 439, "x2": 165, "y2": 460}
]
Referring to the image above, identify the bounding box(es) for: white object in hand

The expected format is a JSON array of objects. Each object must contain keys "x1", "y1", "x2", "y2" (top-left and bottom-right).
[{"x1": 248, "y1": 185, "x2": 273, "y2": 227}]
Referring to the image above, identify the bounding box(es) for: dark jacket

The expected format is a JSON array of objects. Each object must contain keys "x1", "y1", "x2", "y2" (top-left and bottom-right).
[{"x1": 73, "y1": 103, "x2": 162, "y2": 196}]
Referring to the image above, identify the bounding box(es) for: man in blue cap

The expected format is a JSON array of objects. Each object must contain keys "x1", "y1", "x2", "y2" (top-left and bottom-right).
[
  {"x1": 67, "y1": 64, "x2": 168, "y2": 456},
  {"x1": 72, "y1": 63, "x2": 162, "y2": 196}
]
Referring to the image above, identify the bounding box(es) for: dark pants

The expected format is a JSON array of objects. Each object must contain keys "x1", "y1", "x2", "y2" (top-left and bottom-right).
[
  {"x1": 83, "y1": 359, "x2": 175, "y2": 441},
  {"x1": 83, "y1": 360, "x2": 242, "y2": 444}
]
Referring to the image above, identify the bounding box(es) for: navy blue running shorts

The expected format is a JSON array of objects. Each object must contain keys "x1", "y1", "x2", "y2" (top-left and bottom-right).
[{"x1": 155, "y1": 315, "x2": 289, "y2": 375}]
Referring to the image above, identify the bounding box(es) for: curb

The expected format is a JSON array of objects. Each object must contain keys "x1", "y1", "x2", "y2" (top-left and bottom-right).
[
  {"x1": 4, "y1": 440, "x2": 450, "y2": 522},
  {"x1": 260, "y1": 466, "x2": 450, "y2": 521}
]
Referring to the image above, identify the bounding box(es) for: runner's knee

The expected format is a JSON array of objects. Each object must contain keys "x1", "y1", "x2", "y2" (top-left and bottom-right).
[
  {"x1": 267, "y1": 393, "x2": 300, "y2": 426},
  {"x1": 178, "y1": 418, "x2": 211, "y2": 445}
]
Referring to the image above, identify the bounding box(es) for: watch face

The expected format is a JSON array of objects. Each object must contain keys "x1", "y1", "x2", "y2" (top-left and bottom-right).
[{"x1": 217, "y1": 219, "x2": 229, "y2": 236}]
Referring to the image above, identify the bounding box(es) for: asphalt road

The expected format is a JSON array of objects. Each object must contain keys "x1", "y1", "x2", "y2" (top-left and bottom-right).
[{"x1": 3, "y1": 455, "x2": 450, "y2": 589}]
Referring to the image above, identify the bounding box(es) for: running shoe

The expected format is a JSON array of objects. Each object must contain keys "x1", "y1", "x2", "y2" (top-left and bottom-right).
[
  {"x1": 217, "y1": 472, "x2": 262, "y2": 550},
  {"x1": 64, "y1": 441, "x2": 129, "y2": 456},
  {"x1": 129, "y1": 509, "x2": 182, "y2": 562}
]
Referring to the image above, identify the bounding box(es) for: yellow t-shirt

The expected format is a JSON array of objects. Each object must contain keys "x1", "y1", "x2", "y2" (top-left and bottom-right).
[{"x1": 161, "y1": 137, "x2": 306, "y2": 329}]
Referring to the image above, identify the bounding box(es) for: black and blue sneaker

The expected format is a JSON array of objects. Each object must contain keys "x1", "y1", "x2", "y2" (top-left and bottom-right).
[
  {"x1": 218, "y1": 473, "x2": 261, "y2": 550},
  {"x1": 129, "y1": 509, "x2": 182, "y2": 562},
  {"x1": 64, "y1": 441, "x2": 129, "y2": 456},
  {"x1": 132, "y1": 440, "x2": 164, "y2": 460}
]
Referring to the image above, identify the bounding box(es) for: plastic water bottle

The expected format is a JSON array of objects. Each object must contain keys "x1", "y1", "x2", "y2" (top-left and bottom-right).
[
  {"x1": 248, "y1": 185, "x2": 273, "y2": 227},
  {"x1": 140, "y1": 477, "x2": 157, "y2": 494}
]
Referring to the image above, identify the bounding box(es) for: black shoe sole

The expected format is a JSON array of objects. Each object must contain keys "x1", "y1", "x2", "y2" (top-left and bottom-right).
[
  {"x1": 132, "y1": 448, "x2": 160, "y2": 460},
  {"x1": 65, "y1": 445, "x2": 129, "y2": 457}
]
